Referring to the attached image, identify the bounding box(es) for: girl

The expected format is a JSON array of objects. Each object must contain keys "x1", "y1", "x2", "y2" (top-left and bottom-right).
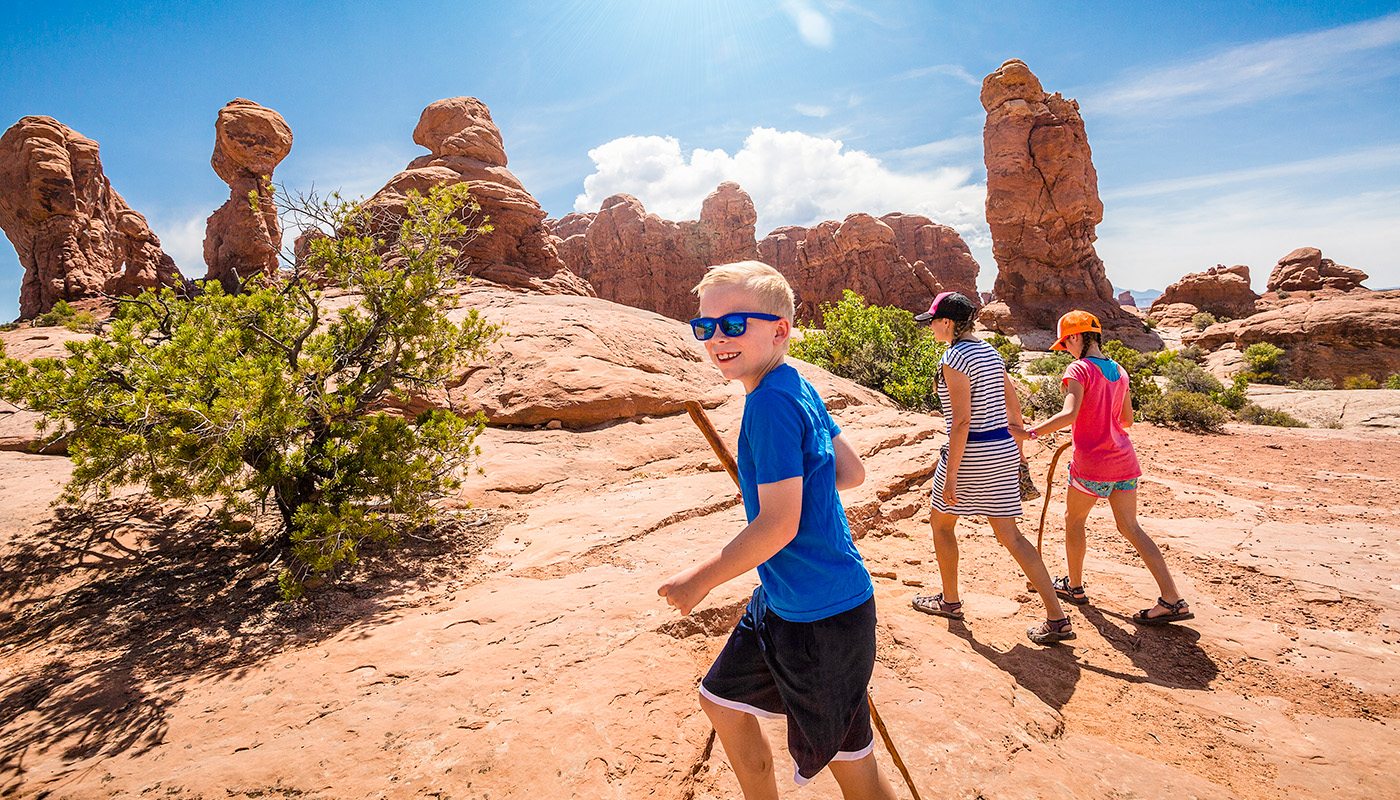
[
  {"x1": 1022, "y1": 311, "x2": 1193, "y2": 625},
  {"x1": 910, "y1": 292, "x2": 1074, "y2": 645}
]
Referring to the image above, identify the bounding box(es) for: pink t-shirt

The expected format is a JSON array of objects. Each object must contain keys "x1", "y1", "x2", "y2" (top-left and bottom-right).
[{"x1": 1062, "y1": 358, "x2": 1141, "y2": 482}]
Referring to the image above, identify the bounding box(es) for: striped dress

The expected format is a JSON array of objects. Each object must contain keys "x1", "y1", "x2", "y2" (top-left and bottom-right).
[{"x1": 931, "y1": 339, "x2": 1023, "y2": 518}]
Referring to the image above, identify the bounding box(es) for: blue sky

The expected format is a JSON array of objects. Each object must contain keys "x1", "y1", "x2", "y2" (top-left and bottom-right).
[{"x1": 3, "y1": 1, "x2": 1398, "y2": 321}]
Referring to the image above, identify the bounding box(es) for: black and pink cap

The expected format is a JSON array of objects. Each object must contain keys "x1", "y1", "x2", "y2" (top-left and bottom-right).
[{"x1": 913, "y1": 291, "x2": 976, "y2": 323}]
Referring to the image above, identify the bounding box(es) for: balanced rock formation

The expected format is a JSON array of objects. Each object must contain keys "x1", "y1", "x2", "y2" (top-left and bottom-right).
[
  {"x1": 0, "y1": 116, "x2": 181, "y2": 319},
  {"x1": 546, "y1": 182, "x2": 757, "y2": 320},
  {"x1": 203, "y1": 100, "x2": 292, "y2": 294},
  {"x1": 364, "y1": 97, "x2": 590, "y2": 296},
  {"x1": 758, "y1": 213, "x2": 973, "y2": 321},
  {"x1": 1266, "y1": 247, "x2": 1368, "y2": 294},
  {"x1": 1148, "y1": 264, "x2": 1260, "y2": 326},
  {"x1": 977, "y1": 59, "x2": 1139, "y2": 341},
  {"x1": 1117, "y1": 290, "x2": 1136, "y2": 308},
  {"x1": 1188, "y1": 290, "x2": 1400, "y2": 384}
]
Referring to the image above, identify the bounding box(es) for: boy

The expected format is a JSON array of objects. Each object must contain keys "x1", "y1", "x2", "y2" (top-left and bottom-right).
[
  {"x1": 1020, "y1": 311, "x2": 1194, "y2": 625},
  {"x1": 658, "y1": 261, "x2": 896, "y2": 799}
]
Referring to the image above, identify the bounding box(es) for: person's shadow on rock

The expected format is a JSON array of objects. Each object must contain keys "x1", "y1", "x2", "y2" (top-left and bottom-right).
[
  {"x1": 945, "y1": 619, "x2": 1083, "y2": 711},
  {"x1": 1077, "y1": 605, "x2": 1218, "y2": 690}
]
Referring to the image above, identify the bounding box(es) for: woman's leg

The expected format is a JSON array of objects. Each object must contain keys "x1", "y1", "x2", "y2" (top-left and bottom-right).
[
  {"x1": 700, "y1": 694, "x2": 779, "y2": 800},
  {"x1": 929, "y1": 509, "x2": 961, "y2": 603},
  {"x1": 1063, "y1": 485, "x2": 1099, "y2": 588},
  {"x1": 987, "y1": 516, "x2": 1066, "y2": 621},
  {"x1": 1106, "y1": 489, "x2": 1184, "y2": 606}
]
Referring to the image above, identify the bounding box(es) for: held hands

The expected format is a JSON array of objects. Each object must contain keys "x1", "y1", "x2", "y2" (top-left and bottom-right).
[
  {"x1": 658, "y1": 565, "x2": 710, "y2": 616},
  {"x1": 1010, "y1": 424, "x2": 1031, "y2": 443}
]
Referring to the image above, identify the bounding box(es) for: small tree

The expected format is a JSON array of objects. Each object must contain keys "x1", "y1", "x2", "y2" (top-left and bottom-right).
[
  {"x1": 0, "y1": 184, "x2": 500, "y2": 597},
  {"x1": 789, "y1": 291, "x2": 946, "y2": 412}
]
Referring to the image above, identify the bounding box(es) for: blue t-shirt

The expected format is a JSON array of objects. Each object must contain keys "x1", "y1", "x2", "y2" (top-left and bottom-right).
[{"x1": 736, "y1": 363, "x2": 874, "y2": 622}]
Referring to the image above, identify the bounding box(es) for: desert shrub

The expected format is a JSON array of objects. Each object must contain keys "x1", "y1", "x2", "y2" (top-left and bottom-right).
[
  {"x1": 1099, "y1": 340, "x2": 1161, "y2": 413},
  {"x1": 1288, "y1": 377, "x2": 1335, "y2": 390},
  {"x1": 1143, "y1": 317, "x2": 1158, "y2": 330},
  {"x1": 1191, "y1": 311, "x2": 1217, "y2": 330},
  {"x1": 790, "y1": 291, "x2": 946, "y2": 412},
  {"x1": 987, "y1": 333, "x2": 1021, "y2": 372},
  {"x1": 1237, "y1": 403, "x2": 1307, "y2": 427},
  {"x1": 0, "y1": 184, "x2": 499, "y2": 599},
  {"x1": 1162, "y1": 359, "x2": 1223, "y2": 395},
  {"x1": 1214, "y1": 374, "x2": 1249, "y2": 410},
  {"x1": 1342, "y1": 375, "x2": 1380, "y2": 390},
  {"x1": 34, "y1": 300, "x2": 97, "y2": 332},
  {"x1": 1140, "y1": 391, "x2": 1229, "y2": 433},
  {"x1": 1025, "y1": 351, "x2": 1074, "y2": 376},
  {"x1": 1021, "y1": 376, "x2": 1067, "y2": 421},
  {"x1": 1241, "y1": 342, "x2": 1286, "y2": 384},
  {"x1": 0, "y1": 321, "x2": 19, "y2": 332},
  {"x1": 1387, "y1": 374, "x2": 1400, "y2": 390},
  {"x1": 1178, "y1": 345, "x2": 1204, "y2": 363},
  {"x1": 1277, "y1": 290, "x2": 1291, "y2": 299}
]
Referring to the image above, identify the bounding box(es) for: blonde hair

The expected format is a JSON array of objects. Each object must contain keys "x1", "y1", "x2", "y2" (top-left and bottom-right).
[{"x1": 693, "y1": 260, "x2": 795, "y2": 321}]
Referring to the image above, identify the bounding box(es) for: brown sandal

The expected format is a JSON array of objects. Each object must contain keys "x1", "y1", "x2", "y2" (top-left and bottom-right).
[{"x1": 912, "y1": 592, "x2": 963, "y2": 620}]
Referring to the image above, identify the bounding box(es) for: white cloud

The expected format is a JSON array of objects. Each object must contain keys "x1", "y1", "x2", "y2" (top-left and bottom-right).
[
  {"x1": 794, "y1": 103, "x2": 832, "y2": 118},
  {"x1": 573, "y1": 127, "x2": 988, "y2": 247},
  {"x1": 148, "y1": 211, "x2": 209, "y2": 275},
  {"x1": 895, "y1": 64, "x2": 981, "y2": 86},
  {"x1": 1084, "y1": 11, "x2": 1400, "y2": 118},
  {"x1": 886, "y1": 135, "x2": 982, "y2": 163},
  {"x1": 780, "y1": 0, "x2": 834, "y2": 48},
  {"x1": 1098, "y1": 187, "x2": 1400, "y2": 293}
]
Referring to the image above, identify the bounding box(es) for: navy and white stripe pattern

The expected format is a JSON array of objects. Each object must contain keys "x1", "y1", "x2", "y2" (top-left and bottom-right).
[{"x1": 931, "y1": 339, "x2": 1023, "y2": 517}]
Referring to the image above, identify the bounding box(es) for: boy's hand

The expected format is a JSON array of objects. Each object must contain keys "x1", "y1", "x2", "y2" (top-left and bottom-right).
[{"x1": 658, "y1": 565, "x2": 710, "y2": 616}]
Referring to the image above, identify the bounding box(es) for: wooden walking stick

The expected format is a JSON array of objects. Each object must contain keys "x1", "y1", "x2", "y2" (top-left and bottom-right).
[
  {"x1": 1036, "y1": 440, "x2": 1074, "y2": 555},
  {"x1": 682, "y1": 399, "x2": 923, "y2": 800}
]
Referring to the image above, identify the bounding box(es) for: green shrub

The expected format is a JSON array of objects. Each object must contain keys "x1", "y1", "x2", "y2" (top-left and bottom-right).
[
  {"x1": 790, "y1": 291, "x2": 946, "y2": 412},
  {"x1": 1162, "y1": 359, "x2": 1223, "y2": 394},
  {"x1": 1387, "y1": 374, "x2": 1400, "y2": 390},
  {"x1": 1342, "y1": 375, "x2": 1380, "y2": 390},
  {"x1": 1179, "y1": 345, "x2": 1204, "y2": 363},
  {"x1": 1237, "y1": 403, "x2": 1307, "y2": 427},
  {"x1": 1287, "y1": 377, "x2": 1335, "y2": 390},
  {"x1": 1191, "y1": 311, "x2": 1217, "y2": 331},
  {"x1": 0, "y1": 184, "x2": 499, "y2": 599},
  {"x1": 1214, "y1": 374, "x2": 1249, "y2": 410},
  {"x1": 1240, "y1": 342, "x2": 1287, "y2": 383},
  {"x1": 1143, "y1": 317, "x2": 1158, "y2": 330},
  {"x1": 1025, "y1": 351, "x2": 1074, "y2": 376},
  {"x1": 987, "y1": 333, "x2": 1021, "y2": 372},
  {"x1": 1140, "y1": 391, "x2": 1230, "y2": 433},
  {"x1": 1277, "y1": 290, "x2": 1291, "y2": 299},
  {"x1": 34, "y1": 300, "x2": 98, "y2": 332},
  {"x1": 1103, "y1": 339, "x2": 1156, "y2": 374},
  {"x1": 1021, "y1": 376, "x2": 1067, "y2": 421}
]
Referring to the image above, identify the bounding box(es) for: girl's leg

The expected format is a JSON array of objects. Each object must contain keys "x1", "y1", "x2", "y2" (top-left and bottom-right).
[
  {"x1": 1063, "y1": 485, "x2": 1099, "y2": 588},
  {"x1": 987, "y1": 516, "x2": 1066, "y2": 621},
  {"x1": 700, "y1": 694, "x2": 779, "y2": 800},
  {"x1": 930, "y1": 509, "x2": 961, "y2": 603},
  {"x1": 827, "y1": 752, "x2": 897, "y2": 800},
  {"x1": 1106, "y1": 489, "x2": 1185, "y2": 606}
]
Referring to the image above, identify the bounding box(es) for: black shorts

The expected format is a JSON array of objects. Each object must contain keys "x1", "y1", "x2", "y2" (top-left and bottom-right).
[{"x1": 700, "y1": 587, "x2": 877, "y2": 785}]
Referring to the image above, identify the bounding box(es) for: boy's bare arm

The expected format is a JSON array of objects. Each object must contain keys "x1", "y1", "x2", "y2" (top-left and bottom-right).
[
  {"x1": 657, "y1": 476, "x2": 803, "y2": 615},
  {"x1": 832, "y1": 433, "x2": 865, "y2": 491}
]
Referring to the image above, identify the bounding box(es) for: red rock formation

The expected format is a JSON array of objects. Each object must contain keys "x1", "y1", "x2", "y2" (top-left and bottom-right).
[
  {"x1": 758, "y1": 213, "x2": 962, "y2": 321},
  {"x1": 1266, "y1": 247, "x2": 1368, "y2": 294},
  {"x1": 365, "y1": 97, "x2": 590, "y2": 296},
  {"x1": 202, "y1": 99, "x2": 292, "y2": 294},
  {"x1": 545, "y1": 182, "x2": 758, "y2": 320},
  {"x1": 1117, "y1": 290, "x2": 1135, "y2": 307},
  {"x1": 1148, "y1": 264, "x2": 1260, "y2": 325},
  {"x1": 0, "y1": 116, "x2": 181, "y2": 319},
  {"x1": 1187, "y1": 290, "x2": 1400, "y2": 384},
  {"x1": 879, "y1": 213, "x2": 979, "y2": 300},
  {"x1": 977, "y1": 59, "x2": 1138, "y2": 340}
]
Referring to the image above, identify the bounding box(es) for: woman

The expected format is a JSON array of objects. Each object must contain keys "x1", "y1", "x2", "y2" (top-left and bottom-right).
[{"x1": 909, "y1": 292, "x2": 1074, "y2": 644}]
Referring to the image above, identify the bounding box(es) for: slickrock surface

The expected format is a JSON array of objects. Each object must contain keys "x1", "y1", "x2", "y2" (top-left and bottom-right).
[
  {"x1": 1187, "y1": 290, "x2": 1400, "y2": 384},
  {"x1": 2, "y1": 287, "x2": 1397, "y2": 798},
  {"x1": 977, "y1": 60, "x2": 1144, "y2": 346},
  {"x1": 202, "y1": 99, "x2": 293, "y2": 294},
  {"x1": 364, "y1": 97, "x2": 591, "y2": 297},
  {"x1": 1149, "y1": 264, "x2": 1260, "y2": 326},
  {"x1": 1267, "y1": 247, "x2": 1369, "y2": 294},
  {"x1": 0, "y1": 117, "x2": 180, "y2": 320},
  {"x1": 546, "y1": 182, "x2": 758, "y2": 321}
]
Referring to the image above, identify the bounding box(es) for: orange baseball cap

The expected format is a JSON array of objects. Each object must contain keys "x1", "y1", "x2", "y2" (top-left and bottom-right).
[{"x1": 1050, "y1": 310, "x2": 1102, "y2": 351}]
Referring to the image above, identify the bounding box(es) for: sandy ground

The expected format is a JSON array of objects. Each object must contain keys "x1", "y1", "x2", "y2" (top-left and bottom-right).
[{"x1": 1, "y1": 413, "x2": 1398, "y2": 799}]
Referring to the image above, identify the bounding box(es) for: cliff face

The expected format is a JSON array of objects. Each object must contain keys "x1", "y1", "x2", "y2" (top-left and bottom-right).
[
  {"x1": 0, "y1": 116, "x2": 180, "y2": 319},
  {"x1": 977, "y1": 59, "x2": 1140, "y2": 341}
]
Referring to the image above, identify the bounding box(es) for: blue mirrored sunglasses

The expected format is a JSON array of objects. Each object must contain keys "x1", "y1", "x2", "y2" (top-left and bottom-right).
[{"x1": 689, "y1": 312, "x2": 781, "y2": 341}]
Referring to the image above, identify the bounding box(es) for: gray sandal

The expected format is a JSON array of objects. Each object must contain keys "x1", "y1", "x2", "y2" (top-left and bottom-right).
[{"x1": 912, "y1": 592, "x2": 964, "y2": 620}]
